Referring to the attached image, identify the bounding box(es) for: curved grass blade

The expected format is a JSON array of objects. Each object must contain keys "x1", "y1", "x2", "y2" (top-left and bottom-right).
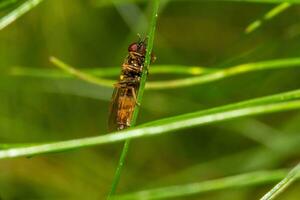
[
  {"x1": 1, "y1": 87, "x2": 300, "y2": 154},
  {"x1": 46, "y1": 57, "x2": 300, "y2": 90},
  {"x1": 114, "y1": 169, "x2": 290, "y2": 200},
  {"x1": 0, "y1": 0, "x2": 44, "y2": 30},
  {"x1": 224, "y1": 0, "x2": 300, "y2": 3},
  {"x1": 7, "y1": 64, "x2": 213, "y2": 78},
  {"x1": 49, "y1": 56, "x2": 115, "y2": 88},
  {"x1": 260, "y1": 162, "x2": 300, "y2": 200},
  {"x1": 1, "y1": 87, "x2": 300, "y2": 158},
  {"x1": 1, "y1": 93, "x2": 300, "y2": 159},
  {"x1": 0, "y1": 142, "x2": 43, "y2": 149},
  {"x1": 7, "y1": 57, "x2": 300, "y2": 90},
  {"x1": 94, "y1": 0, "x2": 300, "y2": 6},
  {"x1": 146, "y1": 57, "x2": 300, "y2": 90}
]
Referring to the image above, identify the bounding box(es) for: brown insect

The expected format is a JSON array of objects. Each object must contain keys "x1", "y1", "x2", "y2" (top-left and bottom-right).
[{"x1": 108, "y1": 38, "x2": 155, "y2": 131}]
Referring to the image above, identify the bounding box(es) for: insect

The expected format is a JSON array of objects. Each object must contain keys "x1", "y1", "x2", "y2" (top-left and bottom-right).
[{"x1": 108, "y1": 38, "x2": 155, "y2": 131}]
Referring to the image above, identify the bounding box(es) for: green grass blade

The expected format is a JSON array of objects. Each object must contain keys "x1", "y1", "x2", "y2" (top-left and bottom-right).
[
  {"x1": 1, "y1": 92, "x2": 300, "y2": 159},
  {"x1": 245, "y1": 2, "x2": 291, "y2": 34},
  {"x1": 224, "y1": 0, "x2": 300, "y2": 3},
  {"x1": 114, "y1": 169, "x2": 290, "y2": 200},
  {"x1": 146, "y1": 57, "x2": 300, "y2": 90},
  {"x1": 107, "y1": 139, "x2": 131, "y2": 198},
  {"x1": 95, "y1": 0, "x2": 300, "y2": 6},
  {"x1": 0, "y1": 143, "x2": 39, "y2": 149},
  {"x1": 1, "y1": 87, "x2": 300, "y2": 157},
  {"x1": 7, "y1": 64, "x2": 213, "y2": 78},
  {"x1": 10, "y1": 57, "x2": 300, "y2": 90},
  {"x1": 0, "y1": 0, "x2": 44, "y2": 30},
  {"x1": 107, "y1": 0, "x2": 160, "y2": 198},
  {"x1": 260, "y1": 162, "x2": 300, "y2": 200},
  {"x1": 49, "y1": 56, "x2": 115, "y2": 88}
]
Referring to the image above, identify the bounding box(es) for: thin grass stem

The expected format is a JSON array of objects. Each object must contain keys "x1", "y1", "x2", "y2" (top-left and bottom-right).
[
  {"x1": 146, "y1": 58, "x2": 300, "y2": 90},
  {"x1": 260, "y1": 162, "x2": 300, "y2": 200},
  {"x1": 114, "y1": 169, "x2": 291, "y2": 200},
  {"x1": 42, "y1": 61, "x2": 212, "y2": 78},
  {"x1": 245, "y1": 2, "x2": 291, "y2": 33},
  {"x1": 21, "y1": 57, "x2": 300, "y2": 90},
  {"x1": 1, "y1": 96, "x2": 300, "y2": 159},
  {"x1": 107, "y1": 140, "x2": 131, "y2": 197},
  {"x1": 49, "y1": 56, "x2": 114, "y2": 88},
  {"x1": 107, "y1": 0, "x2": 160, "y2": 198},
  {"x1": 224, "y1": 0, "x2": 299, "y2": 4}
]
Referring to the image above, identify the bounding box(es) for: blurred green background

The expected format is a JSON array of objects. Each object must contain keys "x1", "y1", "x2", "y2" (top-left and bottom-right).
[{"x1": 1, "y1": 0, "x2": 300, "y2": 199}]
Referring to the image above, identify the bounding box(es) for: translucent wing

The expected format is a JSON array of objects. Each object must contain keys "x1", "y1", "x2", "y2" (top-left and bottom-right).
[
  {"x1": 108, "y1": 86, "x2": 137, "y2": 132},
  {"x1": 108, "y1": 87, "x2": 121, "y2": 132}
]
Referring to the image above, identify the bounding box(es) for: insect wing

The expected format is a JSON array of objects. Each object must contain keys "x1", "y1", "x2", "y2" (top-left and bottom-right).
[
  {"x1": 108, "y1": 86, "x2": 138, "y2": 131},
  {"x1": 108, "y1": 87, "x2": 121, "y2": 132}
]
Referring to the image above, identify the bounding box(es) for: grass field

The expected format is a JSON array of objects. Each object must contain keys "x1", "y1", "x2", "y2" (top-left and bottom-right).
[{"x1": 1, "y1": 0, "x2": 300, "y2": 199}]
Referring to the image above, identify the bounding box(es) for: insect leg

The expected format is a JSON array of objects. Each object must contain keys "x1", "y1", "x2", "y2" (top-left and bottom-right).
[
  {"x1": 122, "y1": 63, "x2": 141, "y2": 72},
  {"x1": 130, "y1": 87, "x2": 140, "y2": 106},
  {"x1": 130, "y1": 52, "x2": 143, "y2": 58}
]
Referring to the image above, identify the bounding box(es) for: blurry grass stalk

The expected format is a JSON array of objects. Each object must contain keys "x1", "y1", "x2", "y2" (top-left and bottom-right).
[
  {"x1": 147, "y1": 57, "x2": 300, "y2": 90},
  {"x1": 95, "y1": 0, "x2": 300, "y2": 6},
  {"x1": 0, "y1": 0, "x2": 44, "y2": 30},
  {"x1": 1, "y1": 90, "x2": 300, "y2": 159},
  {"x1": 20, "y1": 57, "x2": 300, "y2": 90},
  {"x1": 260, "y1": 162, "x2": 300, "y2": 200},
  {"x1": 107, "y1": 0, "x2": 159, "y2": 198},
  {"x1": 0, "y1": 143, "x2": 44, "y2": 149},
  {"x1": 245, "y1": 2, "x2": 291, "y2": 33},
  {"x1": 113, "y1": 169, "x2": 292, "y2": 200},
  {"x1": 10, "y1": 63, "x2": 213, "y2": 77},
  {"x1": 49, "y1": 56, "x2": 114, "y2": 88},
  {"x1": 226, "y1": 0, "x2": 297, "y2": 4}
]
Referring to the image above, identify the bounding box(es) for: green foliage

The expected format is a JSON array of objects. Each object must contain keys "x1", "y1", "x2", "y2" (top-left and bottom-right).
[
  {"x1": 1, "y1": 0, "x2": 300, "y2": 199},
  {"x1": 1, "y1": 89, "x2": 300, "y2": 158},
  {"x1": 108, "y1": 0, "x2": 159, "y2": 197},
  {"x1": 115, "y1": 169, "x2": 289, "y2": 199},
  {"x1": 9, "y1": 57, "x2": 300, "y2": 90},
  {"x1": 226, "y1": 0, "x2": 300, "y2": 3}
]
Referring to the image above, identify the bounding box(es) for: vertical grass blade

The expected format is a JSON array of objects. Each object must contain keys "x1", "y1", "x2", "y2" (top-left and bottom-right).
[{"x1": 107, "y1": 0, "x2": 160, "y2": 198}]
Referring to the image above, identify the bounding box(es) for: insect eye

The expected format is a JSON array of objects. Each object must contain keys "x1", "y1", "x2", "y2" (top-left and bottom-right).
[
  {"x1": 139, "y1": 44, "x2": 146, "y2": 55},
  {"x1": 128, "y1": 43, "x2": 138, "y2": 52}
]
